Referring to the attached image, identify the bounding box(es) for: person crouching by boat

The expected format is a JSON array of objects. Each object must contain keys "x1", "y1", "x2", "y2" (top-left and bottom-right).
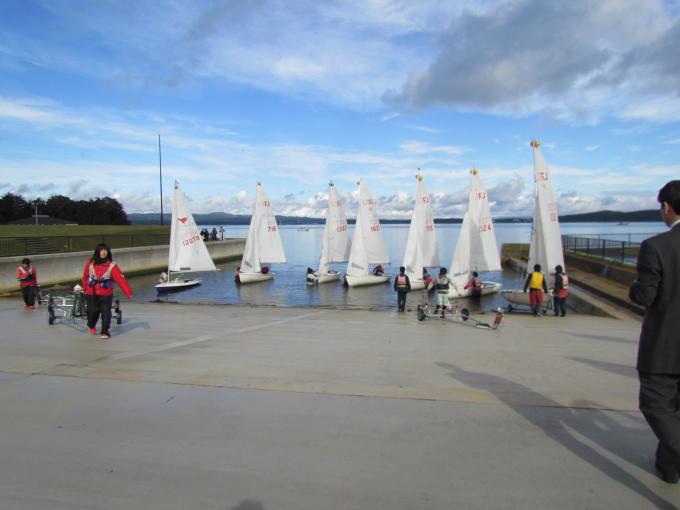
[
  {"x1": 372, "y1": 264, "x2": 384, "y2": 276},
  {"x1": 523, "y1": 264, "x2": 548, "y2": 317},
  {"x1": 306, "y1": 267, "x2": 318, "y2": 286},
  {"x1": 393, "y1": 266, "x2": 411, "y2": 312},
  {"x1": 17, "y1": 258, "x2": 38, "y2": 309},
  {"x1": 464, "y1": 271, "x2": 483, "y2": 300},
  {"x1": 434, "y1": 267, "x2": 454, "y2": 318},
  {"x1": 553, "y1": 265, "x2": 569, "y2": 317},
  {"x1": 82, "y1": 243, "x2": 133, "y2": 340}
]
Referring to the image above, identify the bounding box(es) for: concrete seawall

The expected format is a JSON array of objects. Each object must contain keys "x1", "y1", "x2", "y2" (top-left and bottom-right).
[{"x1": 0, "y1": 238, "x2": 245, "y2": 294}]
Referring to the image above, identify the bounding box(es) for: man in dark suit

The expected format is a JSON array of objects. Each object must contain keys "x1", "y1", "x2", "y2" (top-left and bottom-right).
[{"x1": 630, "y1": 180, "x2": 680, "y2": 484}]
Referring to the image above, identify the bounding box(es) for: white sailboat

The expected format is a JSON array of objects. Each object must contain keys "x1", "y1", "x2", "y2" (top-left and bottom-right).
[
  {"x1": 156, "y1": 181, "x2": 217, "y2": 292},
  {"x1": 236, "y1": 182, "x2": 287, "y2": 284},
  {"x1": 345, "y1": 180, "x2": 390, "y2": 287},
  {"x1": 448, "y1": 168, "x2": 502, "y2": 298},
  {"x1": 402, "y1": 174, "x2": 439, "y2": 290},
  {"x1": 316, "y1": 181, "x2": 351, "y2": 283},
  {"x1": 502, "y1": 140, "x2": 565, "y2": 308}
]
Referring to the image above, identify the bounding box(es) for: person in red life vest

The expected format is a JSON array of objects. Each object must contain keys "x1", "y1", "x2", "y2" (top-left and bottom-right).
[
  {"x1": 393, "y1": 266, "x2": 411, "y2": 312},
  {"x1": 464, "y1": 271, "x2": 483, "y2": 300},
  {"x1": 553, "y1": 265, "x2": 569, "y2": 317},
  {"x1": 82, "y1": 243, "x2": 133, "y2": 339},
  {"x1": 372, "y1": 264, "x2": 384, "y2": 276},
  {"x1": 523, "y1": 263, "x2": 548, "y2": 317},
  {"x1": 16, "y1": 257, "x2": 38, "y2": 309}
]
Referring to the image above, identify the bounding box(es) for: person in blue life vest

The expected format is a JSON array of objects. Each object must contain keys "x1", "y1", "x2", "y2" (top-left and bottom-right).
[
  {"x1": 523, "y1": 263, "x2": 548, "y2": 316},
  {"x1": 553, "y1": 265, "x2": 569, "y2": 317},
  {"x1": 16, "y1": 258, "x2": 38, "y2": 309},
  {"x1": 393, "y1": 266, "x2": 411, "y2": 312},
  {"x1": 464, "y1": 271, "x2": 483, "y2": 300},
  {"x1": 434, "y1": 267, "x2": 455, "y2": 318}
]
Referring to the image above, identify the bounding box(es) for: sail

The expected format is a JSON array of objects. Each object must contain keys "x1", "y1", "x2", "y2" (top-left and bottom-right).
[
  {"x1": 319, "y1": 182, "x2": 350, "y2": 273},
  {"x1": 403, "y1": 175, "x2": 439, "y2": 281},
  {"x1": 527, "y1": 141, "x2": 565, "y2": 284},
  {"x1": 468, "y1": 170, "x2": 501, "y2": 272},
  {"x1": 347, "y1": 181, "x2": 388, "y2": 276},
  {"x1": 168, "y1": 181, "x2": 216, "y2": 273},
  {"x1": 449, "y1": 168, "x2": 500, "y2": 284},
  {"x1": 240, "y1": 182, "x2": 286, "y2": 272},
  {"x1": 450, "y1": 211, "x2": 471, "y2": 286}
]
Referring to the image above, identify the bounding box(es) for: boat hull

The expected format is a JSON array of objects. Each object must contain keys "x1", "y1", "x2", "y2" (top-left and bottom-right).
[
  {"x1": 317, "y1": 271, "x2": 340, "y2": 284},
  {"x1": 448, "y1": 281, "x2": 502, "y2": 299},
  {"x1": 155, "y1": 278, "x2": 202, "y2": 292},
  {"x1": 345, "y1": 274, "x2": 390, "y2": 287},
  {"x1": 238, "y1": 272, "x2": 274, "y2": 284},
  {"x1": 501, "y1": 289, "x2": 552, "y2": 310}
]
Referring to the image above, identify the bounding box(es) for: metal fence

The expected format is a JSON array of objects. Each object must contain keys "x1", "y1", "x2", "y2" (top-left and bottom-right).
[
  {"x1": 0, "y1": 233, "x2": 170, "y2": 257},
  {"x1": 562, "y1": 235, "x2": 641, "y2": 265}
]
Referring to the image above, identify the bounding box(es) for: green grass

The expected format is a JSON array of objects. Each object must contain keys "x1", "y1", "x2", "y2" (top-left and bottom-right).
[{"x1": 0, "y1": 225, "x2": 169, "y2": 237}]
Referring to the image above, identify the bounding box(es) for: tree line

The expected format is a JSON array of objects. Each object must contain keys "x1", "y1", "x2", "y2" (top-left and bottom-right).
[{"x1": 0, "y1": 193, "x2": 130, "y2": 225}]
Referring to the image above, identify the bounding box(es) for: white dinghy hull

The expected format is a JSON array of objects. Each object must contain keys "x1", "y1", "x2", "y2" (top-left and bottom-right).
[
  {"x1": 317, "y1": 270, "x2": 341, "y2": 284},
  {"x1": 238, "y1": 272, "x2": 274, "y2": 284},
  {"x1": 501, "y1": 289, "x2": 552, "y2": 310},
  {"x1": 345, "y1": 274, "x2": 390, "y2": 287},
  {"x1": 155, "y1": 278, "x2": 202, "y2": 292},
  {"x1": 449, "y1": 281, "x2": 502, "y2": 299}
]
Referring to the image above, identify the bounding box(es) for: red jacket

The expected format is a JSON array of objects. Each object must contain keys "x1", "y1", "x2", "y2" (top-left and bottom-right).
[
  {"x1": 17, "y1": 266, "x2": 38, "y2": 287},
  {"x1": 82, "y1": 259, "x2": 133, "y2": 298}
]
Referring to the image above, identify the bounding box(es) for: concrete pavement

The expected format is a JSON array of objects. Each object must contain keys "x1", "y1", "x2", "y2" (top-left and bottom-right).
[{"x1": 0, "y1": 298, "x2": 677, "y2": 509}]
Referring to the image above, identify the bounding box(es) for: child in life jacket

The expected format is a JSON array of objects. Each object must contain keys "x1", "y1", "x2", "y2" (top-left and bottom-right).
[
  {"x1": 523, "y1": 263, "x2": 548, "y2": 316},
  {"x1": 82, "y1": 243, "x2": 133, "y2": 339},
  {"x1": 464, "y1": 271, "x2": 483, "y2": 299},
  {"x1": 393, "y1": 266, "x2": 411, "y2": 312},
  {"x1": 306, "y1": 267, "x2": 318, "y2": 286},
  {"x1": 17, "y1": 258, "x2": 38, "y2": 309},
  {"x1": 553, "y1": 265, "x2": 569, "y2": 317},
  {"x1": 434, "y1": 267, "x2": 455, "y2": 317}
]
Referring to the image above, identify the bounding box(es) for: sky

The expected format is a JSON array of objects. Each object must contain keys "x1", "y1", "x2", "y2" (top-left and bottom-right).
[{"x1": 1, "y1": 0, "x2": 679, "y2": 219}]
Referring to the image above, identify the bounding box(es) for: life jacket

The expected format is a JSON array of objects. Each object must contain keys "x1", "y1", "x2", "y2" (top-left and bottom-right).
[
  {"x1": 561, "y1": 273, "x2": 569, "y2": 290},
  {"x1": 17, "y1": 266, "x2": 36, "y2": 285},
  {"x1": 529, "y1": 272, "x2": 544, "y2": 290},
  {"x1": 435, "y1": 276, "x2": 450, "y2": 293},
  {"x1": 396, "y1": 274, "x2": 408, "y2": 289},
  {"x1": 88, "y1": 261, "x2": 117, "y2": 289},
  {"x1": 558, "y1": 273, "x2": 569, "y2": 298}
]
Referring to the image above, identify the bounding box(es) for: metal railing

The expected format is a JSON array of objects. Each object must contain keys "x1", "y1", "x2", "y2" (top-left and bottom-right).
[
  {"x1": 0, "y1": 233, "x2": 171, "y2": 257},
  {"x1": 562, "y1": 235, "x2": 641, "y2": 266}
]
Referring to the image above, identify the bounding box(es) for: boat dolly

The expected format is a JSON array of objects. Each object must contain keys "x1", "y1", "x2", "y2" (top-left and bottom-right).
[
  {"x1": 416, "y1": 301, "x2": 504, "y2": 330},
  {"x1": 44, "y1": 286, "x2": 122, "y2": 326}
]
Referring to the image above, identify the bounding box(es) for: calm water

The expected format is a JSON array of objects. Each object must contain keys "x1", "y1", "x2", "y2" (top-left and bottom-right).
[{"x1": 127, "y1": 222, "x2": 665, "y2": 311}]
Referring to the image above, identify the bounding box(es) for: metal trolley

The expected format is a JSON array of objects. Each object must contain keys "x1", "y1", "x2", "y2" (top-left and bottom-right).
[{"x1": 44, "y1": 286, "x2": 122, "y2": 326}]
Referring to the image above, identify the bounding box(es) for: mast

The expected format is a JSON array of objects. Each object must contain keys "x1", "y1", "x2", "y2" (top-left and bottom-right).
[{"x1": 158, "y1": 134, "x2": 164, "y2": 226}]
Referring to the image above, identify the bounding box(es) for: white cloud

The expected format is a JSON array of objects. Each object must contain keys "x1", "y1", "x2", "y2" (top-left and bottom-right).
[{"x1": 393, "y1": 0, "x2": 680, "y2": 122}]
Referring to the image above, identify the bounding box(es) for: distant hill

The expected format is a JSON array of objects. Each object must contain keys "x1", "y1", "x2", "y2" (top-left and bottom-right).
[
  {"x1": 558, "y1": 209, "x2": 660, "y2": 222},
  {"x1": 128, "y1": 209, "x2": 661, "y2": 225}
]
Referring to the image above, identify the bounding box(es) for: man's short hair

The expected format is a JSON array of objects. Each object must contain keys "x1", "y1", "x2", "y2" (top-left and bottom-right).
[{"x1": 658, "y1": 180, "x2": 680, "y2": 215}]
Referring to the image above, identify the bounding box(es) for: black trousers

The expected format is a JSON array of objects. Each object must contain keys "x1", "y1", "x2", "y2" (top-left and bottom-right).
[
  {"x1": 397, "y1": 291, "x2": 408, "y2": 311},
  {"x1": 21, "y1": 285, "x2": 35, "y2": 306},
  {"x1": 553, "y1": 296, "x2": 567, "y2": 316},
  {"x1": 639, "y1": 373, "x2": 680, "y2": 470},
  {"x1": 87, "y1": 294, "x2": 113, "y2": 334}
]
